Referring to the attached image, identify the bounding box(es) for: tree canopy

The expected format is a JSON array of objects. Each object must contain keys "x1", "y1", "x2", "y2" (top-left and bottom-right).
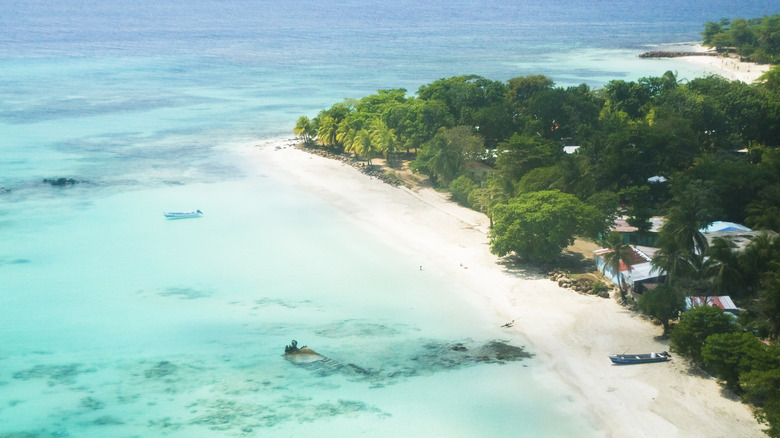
[
  {"x1": 489, "y1": 190, "x2": 603, "y2": 262},
  {"x1": 702, "y1": 15, "x2": 780, "y2": 64},
  {"x1": 671, "y1": 305, "x2": 738, "y2": 364},
  {"x1": 637, "y1": 283, "x2": 686, "y2": 336}
]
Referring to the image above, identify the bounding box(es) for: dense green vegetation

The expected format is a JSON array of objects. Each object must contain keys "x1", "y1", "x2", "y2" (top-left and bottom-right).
[
  {"x1": 297, "y1": 71, "x2": 780, "y2": 251},
  {"x1": 702, "y1": 15, "x2": 780, "y2": 64},
  {"x1": 295, "y1": 18, "x2": 780, "y2": 435}
]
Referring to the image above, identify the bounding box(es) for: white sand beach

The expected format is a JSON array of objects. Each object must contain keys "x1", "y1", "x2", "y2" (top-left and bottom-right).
[
  {"x1": 681, "y1": 55, "x2": 771, "y2": 84},
  {"x1": 673, "y1": 45, "x2": 771, "y2": 84},
  {"x1": 252, "y1": 141, "x2": 765, "y2": 438}
]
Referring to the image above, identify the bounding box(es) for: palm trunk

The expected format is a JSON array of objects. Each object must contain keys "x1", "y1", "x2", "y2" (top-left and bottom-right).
[{"x1": 619, "y1": 277, "x2": 627, "y2": 301}]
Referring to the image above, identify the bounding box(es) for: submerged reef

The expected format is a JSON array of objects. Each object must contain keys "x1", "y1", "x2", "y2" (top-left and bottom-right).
[
  {"x1": 12, "y1": 363, "x2": 94, "y2": 386},
  {"x1": 159, "y1": 287, "x2": 212, "y2": 300},
  {"x1": 80, "y1": 396, "x2": 106, "y2": 411},
  {"x1": 314, "y1": 320, "x2": 406, "y2": 338},
  {"x1": 92, "y1": 415, "x2": 125, "y2": 426},
  {"x1": 255, "y1": 297, "x2": 314, "y2": 309},
  {"x1": 186, "y1": 397, "x2": 388, "y2": 432},
  {"x1": 144, "y1": 361, "x2": 178, "y2": 379},
  {"x1": 3, "y1": 336, "x2": 530, "y2": 436},
  {"x1": 0, "y1": 430, "x2": 64, "y2": 438},
  {"x1": 286, "y1": 339, "x2": 532, "y2": 386}
]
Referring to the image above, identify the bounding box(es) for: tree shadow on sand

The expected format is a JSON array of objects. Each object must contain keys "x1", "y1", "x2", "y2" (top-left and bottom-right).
[
  {"x1": 496, "y1": 250, "x2": 596, "y2": 281},
  {"x1": 496, "y1": 256, "x2": 542, "y2": 280}
]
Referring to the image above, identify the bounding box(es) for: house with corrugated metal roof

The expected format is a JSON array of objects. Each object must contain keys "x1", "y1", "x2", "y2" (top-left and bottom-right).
[
  {"x1": 604, "y1": 216, "x2": 664, "y2": 247},
  {"x1": 685, "y1": 296, "x2": 740, "y2": 316},
  {"x1": 594, "y1": 245, "x2": 665, "y2": 300},
  {"x1": 594, "y1": 221, "x2": 773, "y2": 302},
  {"x1": 701, "y1": 223, "x2": 777, "y2": 253}
]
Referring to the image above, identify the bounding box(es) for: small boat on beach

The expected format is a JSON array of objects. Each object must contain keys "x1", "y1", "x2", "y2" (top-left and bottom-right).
[
  {"x1": 609, "y1": 351, "x2": 671, "y2": 365},
  {"x1": 163, "y1": 210, "x2": 203, "y2": 219}
]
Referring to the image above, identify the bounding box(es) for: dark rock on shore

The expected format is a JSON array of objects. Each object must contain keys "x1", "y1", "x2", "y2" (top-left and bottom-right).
[
  {"x1": 547, "y1": 269, "x2": 613, "y2": 298},
  {"x1": 43, "y1": 177, "x2": 79, "y2": 186},
  {"x1": 639, "y1": 51, "x2": 717, "y2": 59}
]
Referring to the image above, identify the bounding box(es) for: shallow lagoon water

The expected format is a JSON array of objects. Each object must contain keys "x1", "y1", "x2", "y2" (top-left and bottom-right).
[
  {"x1": 2, "y1": 0, "x2": 778, "y2": 435},
  {"x1": 1, "y1": 163, "x2": 602, "y2": 436}
]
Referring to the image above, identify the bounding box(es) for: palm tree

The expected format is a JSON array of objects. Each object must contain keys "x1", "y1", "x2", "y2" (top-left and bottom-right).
[
  {"x1": 293, "y1": 116, "x2": 316, "y2": 146},
  {"x1": 651, "y1": 247, "x2": 684, "y2": 284},
  {"x1": 745, "y1": 191, "x2": 780, "y2": 231},
  {"x1": 706, "y1": 237, "x2": 743, "y2": 297},
  {"x1": 337, "y1": 123, "x2": 357, "y2": 153},
  {"x1": 550, "y1": 153, "x2": 587, "y2": 195},
  {"x1": 676, "y1": 251, "x2": 717, "y2": 296},
  {"x1": 468, "y1": 177, "x2": 508, "y2": 228},
  {"x1": 352, "y1": 129, "x2": 377, "y2": 165},
  {"x1": 601, "y1": 232, "x2": 634, "y2": 301},
  {"x1": 427, "y1": 134, "x2": 463, "y2": 185},
  {"x1": 317, "y1": 116, "x2": 339, "y2": 148},
  {"x1": 664, "y1": 203, "x2": 709, "y2": 256},
  {"x1": 740, "y1": 232, "x2": 780, "y2": 295},
  {"x1": 370, "y1": 120, "x2": 399, "y2": 160}
]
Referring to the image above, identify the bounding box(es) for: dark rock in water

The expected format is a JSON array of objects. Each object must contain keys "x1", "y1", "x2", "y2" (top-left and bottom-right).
[
  {"x1": 451, "y1": 344, "x2": 468, "y2": 352},
  {"x1": 283, "y1": 340, "x2": 326, "y2": 364},
  {"x1": 43, "y1": 177, "x2": 79, "y2": 186},
  {"x1": 284, "y1": 340, "x2": 301, "y2": 355}
]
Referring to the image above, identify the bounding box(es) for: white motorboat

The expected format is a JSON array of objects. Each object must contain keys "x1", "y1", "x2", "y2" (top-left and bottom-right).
[{"x1": 163, "y1": 210, "x2": 203, "y2": 219}]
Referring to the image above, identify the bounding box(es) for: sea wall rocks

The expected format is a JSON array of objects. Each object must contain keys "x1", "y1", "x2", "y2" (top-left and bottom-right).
[{"x1": 639, "y1": 51, "x2": 717, "y2": 58}]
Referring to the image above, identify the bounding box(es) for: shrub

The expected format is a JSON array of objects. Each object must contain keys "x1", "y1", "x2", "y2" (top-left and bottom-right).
[
  {"x1": 671, "y1": 305, "x2": 738, "y2": 364},
  {"x1": 449, "y1": 175, "x2": 477, "y2": 207},
  {"x1": 592, "y1": 281, "x2": 608, "y2": 294}
]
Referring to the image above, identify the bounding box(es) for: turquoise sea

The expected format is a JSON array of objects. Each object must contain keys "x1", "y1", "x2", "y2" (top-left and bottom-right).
[{"x1": 1, "y1": 1, "x2": 778, "y2": 436}]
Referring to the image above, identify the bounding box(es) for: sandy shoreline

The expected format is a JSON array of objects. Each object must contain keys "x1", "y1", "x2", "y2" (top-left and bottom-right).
[
  {"x1": 677, "y1": 54, "x2": 770, "y2": 84},
  {"x1": 249, "y1": 140, "x2": 764, "y2": 437},
  {"x1": 653, "y1": 44, "x2": 771, "y2": 84}
]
